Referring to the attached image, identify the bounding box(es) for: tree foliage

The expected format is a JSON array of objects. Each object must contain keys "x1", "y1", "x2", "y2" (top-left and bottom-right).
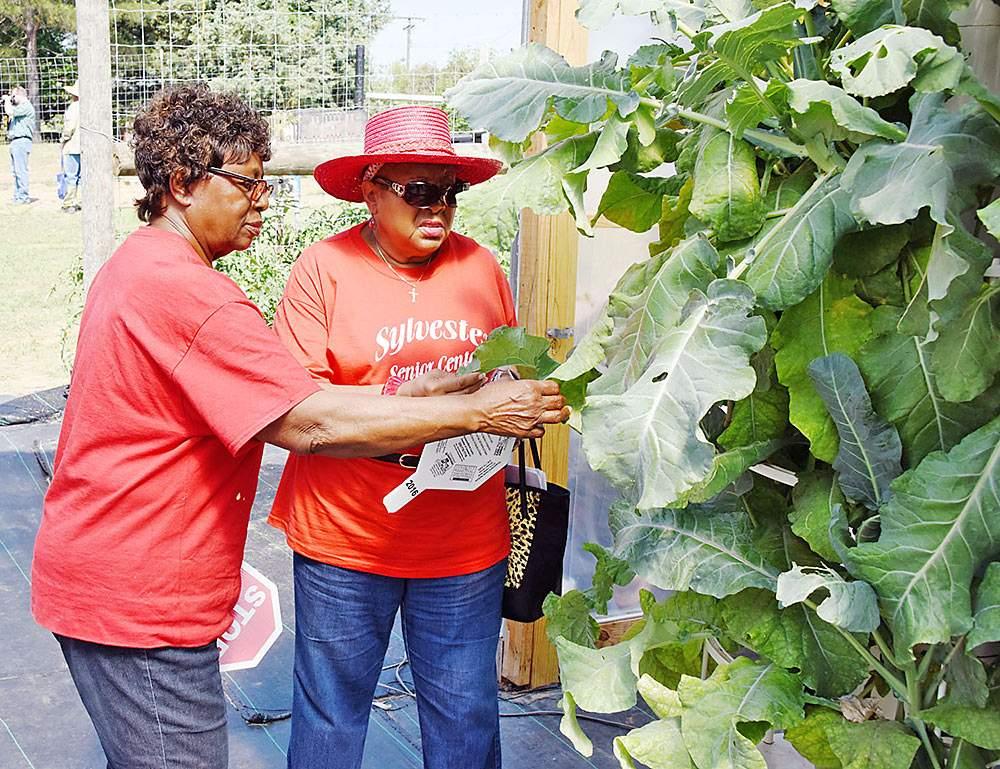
[{"x1": 448, "y1": 3, "x2": 1000, "y2": 768}]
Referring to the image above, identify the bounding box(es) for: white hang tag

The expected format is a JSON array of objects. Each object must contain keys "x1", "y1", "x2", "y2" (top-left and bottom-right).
[{"x1": 383, "y1": 433, "x2": 516, "y2": 513}]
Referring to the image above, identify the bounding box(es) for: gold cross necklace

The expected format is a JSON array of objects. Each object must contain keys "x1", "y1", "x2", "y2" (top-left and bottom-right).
[{"x1": 370, "y1": 230, "x2": 434, "y2": 304}]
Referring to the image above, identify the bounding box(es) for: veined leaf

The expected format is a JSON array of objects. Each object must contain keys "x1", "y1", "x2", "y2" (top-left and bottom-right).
[
  {"x1": 584, "y1": 542, "x2": 636, "y2": 615},
  {"x1": 924, "y1": 219, "x2": 994, "y2": 343},
  {"x1": 544, "y1": 591, "x2": 601, "y2": 648},
  {"x1": 919, "y1": 704, "x2": 1000, "y2": 750},
  {"x1": 456, "y1": 132, "x2": 598, "y2": 248},
  {"x1": 776, "y1": 564, "x2": 880, "y2": 632},
  {"x1": 678, "y1": 658, "x2": 805, "y2": 769},
  {"x1": 848, "y1": 416, "x2": 1000, "y2": 656},
  {"x1": 596, "y1": 171, "x2": 679, "y2": 232},
  {"x1": 689, "y1": 126, "x2": 766, "y2": 243},
  {"x1": 550, "y1": 312, "x2": 613, "y2": 383},
  {"x1": 841, "y1": 93, "x2": 1000, "y2": 227},
  {"x1": 555, "y1": 636, "x2": 637, "y2": 713},
  {"x1": 727, "y1": 78, "x2": 788, "y2": 138},
  {"x1": 677, "y1": 3, "x2": 805, "y2": 109},
  {"x1": 445, "y1": 45, "x2": 639, "y2": 143},
  {"x1": 613, "y1": 718, "x2": 694, "y2": 769},
  {"x1": 903, "y1": 0, "x2": 972, "y2": 47},
  {"x1": 829, "y1": 26, "x2": 964, "y2": 98},
  {"x1": 808, "y1": 353, "x2": 903, "y2": 510},
  {"x1": 743, "y1": 171, "x2": 859, "y2": 311},
  {"x1": 650, "y1": 178, "x2": 695, "y2": 256},
  {"x1": 789, "y1": 470, "x2": 846, "y2": 563},
  {"x1": 674, "y1": 439, "x2": 785, "y2": 506},
  {"x1": 467, "y1": 326, "x2": 558, "y2": 378},
  {"x1": 718, "y1": 384, "x2": 789, "y2": 450},
  {"x1": 787, "y1": 79, "x2": 907, "y2": 143},
  {"x1": 721, "y1": 588, "x2": 871, "y2": 697},
  {"x1": 968, "y1": 561, "x2": 1000, "y2": 650},
  {"x1": 785, "y1": 709, "x2": 921, "y2": 769},
  {"x1": 833, "y1": 224, "x2": 911, "y2": 278},
  {"x1": 638, "y1": 674, "x2": 684, "y2": 718},
  {"x1": 584, "y1": 279, "x2": 766, "y2": 510},
  {"x1": 931, "y1": 284, "x2": 1000, "y2": 404},
  {"x1": 592, "y1": 236, "x2": 721, "y2": 397},
  {"x1": 559, "y1": 691, "x2": 594, "y2": 757},
  {"x1": 576, "y1": 0, "x2": 667, "y2": 29},
  {"x1": 610, "y1": 499, "x2": 779, "y2": 597},
  {"x1": 572, "y1": 112, "x2": 631, "y2": 173},
  {"x1": 942, "y1": 653, "x2": 989, "y2": 708},
  {"x1": 772, "y1": 271, "x2": 875, "y2": 463},
  {"x1": 859, "y1": 307, "x2": 1000, "y2": 466}
]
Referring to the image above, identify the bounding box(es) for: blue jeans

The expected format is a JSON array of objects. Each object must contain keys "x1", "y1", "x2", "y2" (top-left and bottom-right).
[
  {"x1": 63, "y1": 152, "x2": 81, "y2": 206},
  {"x1": 56, "y1": 634, "x2": 228, "y2": 769},
  {"x1": 9, "y1": 137, "x2": 31, "y2": 201},
  {"x1": 289, "y1": 554, "x2": 505, "y2": 769}
]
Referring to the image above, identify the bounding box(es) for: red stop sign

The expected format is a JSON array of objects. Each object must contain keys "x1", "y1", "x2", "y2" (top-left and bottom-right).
[{"x1": 217, "y1": 562, "x2": 282, "y2": 672}]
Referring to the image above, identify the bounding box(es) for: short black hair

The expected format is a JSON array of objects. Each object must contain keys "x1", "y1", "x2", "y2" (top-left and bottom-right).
[{"x1": 131, "y1": 83, "x2": 271, "y2": 222}]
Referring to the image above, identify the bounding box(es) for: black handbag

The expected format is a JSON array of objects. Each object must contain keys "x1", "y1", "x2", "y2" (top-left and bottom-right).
[{"x1": 502, "y1": 439, "x2": 570, "y2": 622}]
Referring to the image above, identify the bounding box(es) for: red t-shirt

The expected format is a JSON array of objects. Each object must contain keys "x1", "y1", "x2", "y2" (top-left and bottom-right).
[
  {"x1": 268, "y1": 224, "x2": 517, "y2": 577},
  {"x1": 31, "y1": 227, "x2": 319, "y2": 648}
]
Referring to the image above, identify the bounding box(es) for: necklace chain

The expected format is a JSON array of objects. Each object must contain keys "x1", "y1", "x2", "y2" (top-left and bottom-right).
[{"x1": 369, "y1": 225, "x2": 433, "y2": 303}]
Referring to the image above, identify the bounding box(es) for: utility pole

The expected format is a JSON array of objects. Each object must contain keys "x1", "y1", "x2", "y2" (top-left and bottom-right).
[
  {"x1": 76, "y1": 0, "x2": 115, "y2": 292},
  {"x1": 393, "y1": 16, "x2": 426, "y2": 71}
]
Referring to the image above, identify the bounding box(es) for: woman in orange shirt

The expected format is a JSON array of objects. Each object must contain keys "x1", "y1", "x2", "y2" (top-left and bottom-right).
[{"x1": 270, "y1": 106, "x2": 520, "y2": 769}]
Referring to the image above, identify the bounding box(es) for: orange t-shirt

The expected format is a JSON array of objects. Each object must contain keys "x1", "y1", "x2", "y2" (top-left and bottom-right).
[{"x1": 268, "y1": 224, "x2": 517, "y2": 577}]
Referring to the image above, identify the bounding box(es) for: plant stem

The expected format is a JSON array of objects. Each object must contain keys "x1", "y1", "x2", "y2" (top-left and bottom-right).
[
  {"x1": 802, "y1": 598, "x2": 908, "y2": 697},
  {"x1": 672, "y1": 105, "x2": 807, "y2": 157},
  {"x1": 916, "y1": 645, "x2": 936, "y2": 687},
  {"x1": 892, "y1": 0, "x2": 906, "y2": 25},
  {"x1": 922, "y1": 638, "x2": 965, "y2": 709},
  {"x1": 872, "y1": 628, "x2": 899, "y2": 669},
  {"x1": 906, "y1": 667, "x2": 943, "y2": 769}
]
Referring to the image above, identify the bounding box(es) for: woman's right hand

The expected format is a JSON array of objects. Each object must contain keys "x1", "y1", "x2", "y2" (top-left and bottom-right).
[{"x1": 473, "y1": 379, "x2": 569, "y2": 438}]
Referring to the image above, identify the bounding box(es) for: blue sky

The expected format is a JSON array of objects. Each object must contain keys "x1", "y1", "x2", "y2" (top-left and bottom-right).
[{"x1": 368, "y1": 0, "x2": 524, "y2": 68}]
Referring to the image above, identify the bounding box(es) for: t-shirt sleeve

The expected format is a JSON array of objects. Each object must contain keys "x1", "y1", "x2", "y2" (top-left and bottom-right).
[
  {"x1": 172, "y1": 301, "x2": 320, "y2": 455},
  {"x1": 273, "y1": 252, "x2": 336, "y2": 383}
]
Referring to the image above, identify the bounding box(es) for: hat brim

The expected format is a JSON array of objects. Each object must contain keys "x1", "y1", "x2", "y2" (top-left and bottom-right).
[{"x1": 314, "y1": 152, "x2": 503, "y2": 202}]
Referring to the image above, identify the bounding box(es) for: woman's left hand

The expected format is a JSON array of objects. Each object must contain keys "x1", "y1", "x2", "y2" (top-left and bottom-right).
[{"x1": 397, "y1": 370, "x2": 487, "y2": 397}]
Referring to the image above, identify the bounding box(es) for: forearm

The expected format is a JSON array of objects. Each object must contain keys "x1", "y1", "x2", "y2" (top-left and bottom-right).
[
  {"x1": 259, "y1": 390, "x2": 485, "y2": 457},
  {"x1": 316, "y1": 381, "x2": 383, "y2": 395}
]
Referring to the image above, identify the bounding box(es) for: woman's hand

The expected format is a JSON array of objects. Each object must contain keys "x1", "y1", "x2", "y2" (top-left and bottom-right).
[
  {"x1": 472, "y1": 379, "x2": 569, "y2": 438},
  {"x1": 397, "y1": 370, "x2": 487, "y2": 397}
]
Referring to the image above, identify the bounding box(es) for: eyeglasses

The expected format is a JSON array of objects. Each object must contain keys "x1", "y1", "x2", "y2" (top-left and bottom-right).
[
  {"x1": 372, "y1": 176, "x2": 469, "y2": 208},
  {"x1": 207, "y1": 167, "x2": 274, "y2": 203}
]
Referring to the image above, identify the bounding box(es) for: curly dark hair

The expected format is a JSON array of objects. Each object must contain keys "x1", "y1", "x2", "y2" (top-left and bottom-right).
[{"x1": 131, "y1": 83, "x2": 271, "y2": 222}]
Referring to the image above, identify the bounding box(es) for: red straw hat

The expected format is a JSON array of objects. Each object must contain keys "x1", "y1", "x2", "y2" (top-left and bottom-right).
[{"x1": 314, "y1": 105, "x2": 503, "y2": 202}]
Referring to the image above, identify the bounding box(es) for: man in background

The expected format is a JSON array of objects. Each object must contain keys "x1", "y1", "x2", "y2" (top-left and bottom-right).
[
  {"x1": 60, "y1": 81, "x2": 81, "y2": 212},
  {"x1": 2, "y1": 86, "x2": 36, "y2": 204}
]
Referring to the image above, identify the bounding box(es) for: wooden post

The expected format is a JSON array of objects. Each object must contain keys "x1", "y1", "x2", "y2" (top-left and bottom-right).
[
  {"x1": 77, "y1": 0, "x2": 115, "y2": 291},
  {"x1": 500, "y1": 0, "x2": 588, "y2": 689}
]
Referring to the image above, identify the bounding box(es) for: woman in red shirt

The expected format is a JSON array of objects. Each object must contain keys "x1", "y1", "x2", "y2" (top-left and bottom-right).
[{"x1": 269, "y1": 106, "x2": 516, "y2": 769}]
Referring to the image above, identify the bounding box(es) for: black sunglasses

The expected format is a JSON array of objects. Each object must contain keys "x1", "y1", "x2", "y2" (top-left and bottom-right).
[
  {"x1": 372, "y1": 176, "x2": 470, "y2": 208},
  {"x1": 207, "y1": 167, "x2": 274, "y2": 203}
]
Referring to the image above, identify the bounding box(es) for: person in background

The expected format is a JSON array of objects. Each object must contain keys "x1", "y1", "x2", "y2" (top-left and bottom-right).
[
  {"x1": 269, "y1": 105, "x2": 518, "y2": 769},
  {"x1": 31, "y1": 84, "x2": 567, "y2": 769},
  {"x1": 60, "y1": 80, "x2": 81, "y2": 212},
  {"x1": 3, "y1": 85, "x2": 35, "y2": 204}
]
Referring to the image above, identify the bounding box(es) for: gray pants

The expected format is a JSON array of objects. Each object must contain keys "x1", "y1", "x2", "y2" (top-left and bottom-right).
[{"x1": 56, "y1": 634, "x2": 228, "y2": 769}]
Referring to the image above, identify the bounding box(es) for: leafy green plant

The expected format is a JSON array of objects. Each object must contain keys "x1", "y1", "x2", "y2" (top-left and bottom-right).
[{"x1": 447, "y1": 3, "x2": 1000, "y2": 768}]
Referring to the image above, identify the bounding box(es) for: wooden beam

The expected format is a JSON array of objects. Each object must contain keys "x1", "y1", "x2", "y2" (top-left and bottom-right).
[
  {"x1": 501, "y1": 0, "x2": 587, "y2": 689},
  {"x1": 77, "y1": 0, "x2": 115, "y2": 291}
]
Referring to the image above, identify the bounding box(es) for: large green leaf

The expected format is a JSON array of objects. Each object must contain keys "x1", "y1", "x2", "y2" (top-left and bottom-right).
[
  {"x1": 785, "y1": 709, "x2": 922, "y2": 769},
  {"x1": 968, "y1": 561, "x2": 1000, "y2": 650},
  {"x1": 859, "y1": 307, "x2": 1000, "y2": 466},
  {"x1": 596, "y1": 171, "x2": 679, "y2": 232},
  {"x1": 743, "y1": 171, "x2": 859, "y2": 310},
  {"x1": 829, "y1": 26, "x2": 964, "y2": 98},
  {"x1": 445, "y1": 45, "x2": 639, "y2": 143},
  {"x1": 718, "y1": 384, "x2": 789, "y2": 450},
  {"x1": 689, "y1": 127, "x2": 766, "y2": 243},
  {"x1": 776, "y1": 564, "x2": 880, "y2": 632},
  {"x1": 466, "y1": 325, "x2": 558, "y2": 378},
  {"x1": 946, "y1": 739, "x2": 988, "y2": 769},
  {"x1": 673, "y1": 439, "x2": 785, "y2": 506},
  {"x1": 584, "y1": 279, "x2": 766, "y2": 510},
  {"x1": 828, "y1": 0, "x2": 893, "y2": 36},
  {"x1": 591, "y1": 236, "x2": 722, "y2": 397},
  {"x1": 576, "y1": 0, "x2": 666, "y2": 30},
  {"x1": 789, "y1": 470, "x2": 845, "y2": 562},
  {"x1": 848, "y1": 416, "x2": 1000, "y2": 656},
  {"x1": 456, "y1": 132, "x2": 597, "y2": 248},
  {"x1": 841, "y1": 93, "x2": 1000, "y2": 227},
  {"x1": 613, "y1": 718, "x2": 694, "y2": 769},
  {"x1": 924, "y1": 219, "x2": 994, "y2": 344},
  {"x1": 772, "y1": 271, "x2": 875, "y2": 463},
  {"x1": 573, "y1": 112, "x2": 631, "y2": 174},
  {"x1": 610, "y1": 499, "x2": 779, "y2": 598},
  {"x1": 903, "y1": 0, "x2": 972, "y2": 46},
  {"x1": 678, "y1": 658, "x2": 805, "y2": 769},
  {"x1": 555, "y1": 636, "x2": 637, "y2": 713},
  {"x1": 977, "y1": 198, "x2": 1000, "y2": 240},
  {"x1": 919, "y1": 704, "x2": 1000, "y2": 750},
  {"x1": 544, "y1": 590, "x2": 601, "y2": 648},
  {"x1": 786, "y1": 79, "x2": 907, "y2": 143},
  {"x1": 931, "y1": 284, "x2": 1000, "y2": 404},
  {"x1": 808, "y1": 353, "x2": 903, "y2": 510},
  {"x1": 677, "y1": 3, "x2": 805, "y2": 110},
  {"x1": 832, "y1": 224, "x2": 911, "y2": 278}
]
